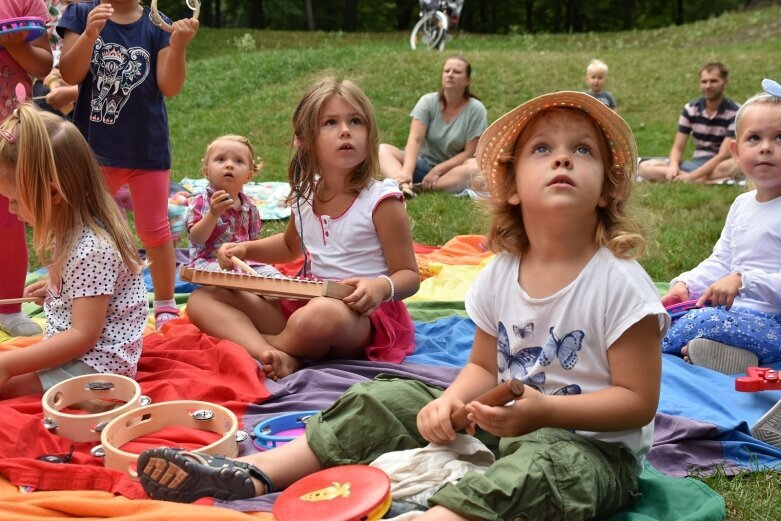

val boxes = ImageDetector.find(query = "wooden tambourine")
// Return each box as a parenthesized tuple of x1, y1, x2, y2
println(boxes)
(98, 400, 238, 480)
(274, 465, 391, 521)
(0, 17, 46, 47)
(252, 410, 317, 451)
(149, 0, 200, 33)
(41, 374, 146, 443)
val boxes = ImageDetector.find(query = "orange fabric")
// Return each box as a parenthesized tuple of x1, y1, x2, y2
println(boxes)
(415, 235, 491, 266)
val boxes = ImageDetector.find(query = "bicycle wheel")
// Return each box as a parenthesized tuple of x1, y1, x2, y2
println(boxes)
(410, 10, 448, 50)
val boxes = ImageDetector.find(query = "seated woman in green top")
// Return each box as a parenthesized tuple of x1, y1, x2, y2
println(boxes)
(379, 55, 488, 197)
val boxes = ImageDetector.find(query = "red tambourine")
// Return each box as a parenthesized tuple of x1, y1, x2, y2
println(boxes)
(273, 465, 391, 521)
(0, 17, 46, 47)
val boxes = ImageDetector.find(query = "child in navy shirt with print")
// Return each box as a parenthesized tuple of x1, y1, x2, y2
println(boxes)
(57, 0, 198, 330)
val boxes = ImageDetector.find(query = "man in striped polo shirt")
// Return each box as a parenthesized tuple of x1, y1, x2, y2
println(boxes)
(638, 62, 740, 183)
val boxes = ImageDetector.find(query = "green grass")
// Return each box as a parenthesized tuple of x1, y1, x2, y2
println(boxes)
(26, 5, 781, 517)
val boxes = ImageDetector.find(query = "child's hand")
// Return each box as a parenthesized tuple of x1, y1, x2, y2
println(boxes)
(0, 32, 31, 49)
(340, 277, 387, 316)
(208, 190, 233, 218)
(417, 395, 464, 444)
(168, 18, 199, 50)
(661, 281, 689, 307)
(84, 3, 113, 41)
(465, 385, 546, 438)
(216, 242, 246, 270)
(23, 280, 48, 305)
(698, 273, 742, 309)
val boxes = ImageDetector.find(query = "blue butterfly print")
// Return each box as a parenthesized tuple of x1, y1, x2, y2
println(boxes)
(497, 322, 545, 385)
(551, 384, 581, 395)
(539, 327, 584, 370)
(513, 322, 534, 339)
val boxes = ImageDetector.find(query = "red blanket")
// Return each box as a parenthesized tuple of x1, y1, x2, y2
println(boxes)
(0, 321, 270, 498)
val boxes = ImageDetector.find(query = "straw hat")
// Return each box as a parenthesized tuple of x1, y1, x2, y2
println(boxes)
(476, 91, 637, 194)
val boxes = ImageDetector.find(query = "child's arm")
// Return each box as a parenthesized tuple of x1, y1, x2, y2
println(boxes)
(58, 3, 114, 85)
(341, 197, 420, 316)
(156, 19, 199, 97)
(217, 218, 302, 269)
(466, 315, 661, 437)
(0, 32, 52, 80)
(417, 327, 500, 444)
(188, 190, 233, 245)
(0, 295, 110, 388)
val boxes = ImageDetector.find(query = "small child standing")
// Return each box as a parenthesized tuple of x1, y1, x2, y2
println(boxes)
(57, 0, 198, 330)
(0, 0, 53, 337)
(0, 104, 148, 398)
(186, 135, 281, 277)
(137, 91, 669, 520)
(185, 77, 420, 380)
(661, 79, 781, 375)
(585, 58, 617, 110)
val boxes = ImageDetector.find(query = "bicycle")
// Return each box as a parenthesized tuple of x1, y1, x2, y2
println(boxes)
(409, 0, 462, 51)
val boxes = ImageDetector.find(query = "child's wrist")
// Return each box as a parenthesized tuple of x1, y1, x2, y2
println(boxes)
(378, 275, 395, 302)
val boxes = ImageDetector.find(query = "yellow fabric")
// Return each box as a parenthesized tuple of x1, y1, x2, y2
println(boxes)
(407, 259, 493, 303)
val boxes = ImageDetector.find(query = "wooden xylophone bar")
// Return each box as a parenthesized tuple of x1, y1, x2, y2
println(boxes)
(180, 267, 354, 300)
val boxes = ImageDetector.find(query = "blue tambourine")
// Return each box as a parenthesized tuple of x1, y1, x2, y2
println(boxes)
(0, 17, 47, 47)
(252, 410, 318, 451)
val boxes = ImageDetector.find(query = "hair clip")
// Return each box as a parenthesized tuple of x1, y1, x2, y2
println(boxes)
(762, 78, 781, 98)
(0, 129, 15, 144)
(12, 82, 26, 118)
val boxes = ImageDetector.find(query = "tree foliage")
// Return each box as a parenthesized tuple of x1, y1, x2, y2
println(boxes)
(155, 0, 747, 32)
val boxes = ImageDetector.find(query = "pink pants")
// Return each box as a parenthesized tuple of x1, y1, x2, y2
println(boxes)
(0, 195, 28, 314)
(102, 167, 172, 247)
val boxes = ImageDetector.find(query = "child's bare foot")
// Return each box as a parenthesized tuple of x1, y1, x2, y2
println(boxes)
(260, 350, 302, 380)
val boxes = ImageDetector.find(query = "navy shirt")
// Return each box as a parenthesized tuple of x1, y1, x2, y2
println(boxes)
(58, 1, 172, 169)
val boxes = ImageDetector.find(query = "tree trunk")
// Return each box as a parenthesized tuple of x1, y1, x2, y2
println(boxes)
(304, 0, 316, 31)
(214, 0, 222, 28)
(248, 0, 265, 28)
(343, 0, 358, 31)
(674, 0, 684, 25)
(525, 0, 533, 32)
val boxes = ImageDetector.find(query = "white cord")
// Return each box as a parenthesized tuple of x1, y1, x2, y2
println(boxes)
(378, 274, 395, 302)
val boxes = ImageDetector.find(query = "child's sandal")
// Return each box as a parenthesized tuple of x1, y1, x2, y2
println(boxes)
(154, 306, 180, 330)
(138, 447, 274, 503)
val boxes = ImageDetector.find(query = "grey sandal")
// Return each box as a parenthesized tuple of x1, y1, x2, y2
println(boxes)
(138, 447, 273, 503)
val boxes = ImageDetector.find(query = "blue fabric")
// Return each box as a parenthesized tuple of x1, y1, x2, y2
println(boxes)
(57, 1, 172, 169)
(412, 155, 433, 183)
(663, 306, 781, 364)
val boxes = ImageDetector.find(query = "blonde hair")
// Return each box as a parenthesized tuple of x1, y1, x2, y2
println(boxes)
(484, 107, 645, 259)
(202, 134, 264, 177)
(586, 59, 608, 75)
(0, 104, 143, 279)
(285, 76, 380, 205)
(734, 92, 781, 138)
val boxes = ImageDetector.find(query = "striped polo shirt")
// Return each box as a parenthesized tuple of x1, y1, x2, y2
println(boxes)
(677, 97, 740, 159)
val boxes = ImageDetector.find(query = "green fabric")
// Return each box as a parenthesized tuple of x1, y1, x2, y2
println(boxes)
(405, 300, 468, 322)
(605, 463, 725, 521)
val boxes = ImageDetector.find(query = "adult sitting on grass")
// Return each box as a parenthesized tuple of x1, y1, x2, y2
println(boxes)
(379, 55, 487, 197)
(637, 62, 739, 184)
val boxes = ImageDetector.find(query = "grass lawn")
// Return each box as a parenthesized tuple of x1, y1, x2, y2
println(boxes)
(26, 4, 781, 518)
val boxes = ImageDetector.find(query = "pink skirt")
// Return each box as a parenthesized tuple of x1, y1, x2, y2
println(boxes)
(279, 299, 415, 364)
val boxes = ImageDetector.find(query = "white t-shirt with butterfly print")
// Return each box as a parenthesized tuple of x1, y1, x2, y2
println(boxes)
(466, 247, 669, 466)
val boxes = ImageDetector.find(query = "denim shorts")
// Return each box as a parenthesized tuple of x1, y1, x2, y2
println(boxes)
(412, 156, 433, 183)
(679, 156, 710, 173)
(37, 360, 98, 391)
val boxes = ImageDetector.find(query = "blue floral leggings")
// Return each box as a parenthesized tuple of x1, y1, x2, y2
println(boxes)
(662, 306, 781, 364)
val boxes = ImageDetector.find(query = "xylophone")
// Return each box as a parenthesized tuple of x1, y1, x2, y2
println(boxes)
(735, 367, 781, 392)
(180, 266, 355, 300)
(0, 17, 46, 47)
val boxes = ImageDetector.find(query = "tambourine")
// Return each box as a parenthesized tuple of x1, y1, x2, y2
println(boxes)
(0, 17, 46, 47)
(273, 465, 391, 521)
(149, 0, 200, 33)
(97, 400, 239, 480)
(252, 410, 318, 451)
(41, 374, 148, 443)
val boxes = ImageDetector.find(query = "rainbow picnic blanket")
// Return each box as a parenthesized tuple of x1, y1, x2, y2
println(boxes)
(3, 235, 779, 519)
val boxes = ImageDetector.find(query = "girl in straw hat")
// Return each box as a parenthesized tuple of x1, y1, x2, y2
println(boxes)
(137, 92, 668, 520)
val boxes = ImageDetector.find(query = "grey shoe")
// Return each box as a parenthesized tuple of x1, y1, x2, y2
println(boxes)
(751, 400, 781, 449)
(0, 313, 43, 337)
(686, 338, 758, 375)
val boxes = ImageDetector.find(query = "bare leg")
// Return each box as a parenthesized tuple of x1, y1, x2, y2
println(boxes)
(637, 159, 670, 182)
(146, 242, 176, 301)
(705, 158, 740, 184)
(379, 143, 405, 181)
(186, 286, 286, 359)
(433, 158, 478, 193)
(261, 297, 371, 379)
(0, 372, 43, 399)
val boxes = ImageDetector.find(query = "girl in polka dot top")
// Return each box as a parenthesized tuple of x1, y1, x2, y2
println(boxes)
(0, 103, 149, 398)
